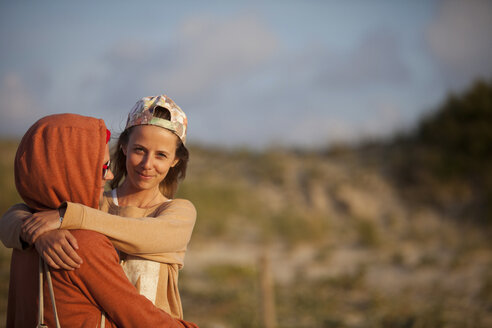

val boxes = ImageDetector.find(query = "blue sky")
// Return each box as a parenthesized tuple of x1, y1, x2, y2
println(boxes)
(1, 0, 491, 148)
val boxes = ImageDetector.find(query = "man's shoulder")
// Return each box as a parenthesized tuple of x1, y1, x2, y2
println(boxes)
(70, 230, 116, 260)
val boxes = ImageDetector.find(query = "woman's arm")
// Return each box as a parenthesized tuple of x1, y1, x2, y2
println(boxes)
(0, 203, 32, 249)
(0, 203, 82, 269)
(61, 199, 196, 256)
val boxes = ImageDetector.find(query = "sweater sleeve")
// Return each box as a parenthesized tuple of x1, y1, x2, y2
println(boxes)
(0, 203, 33, 249)
(60, 199, 196, 256)
(59, 230, 198, 328)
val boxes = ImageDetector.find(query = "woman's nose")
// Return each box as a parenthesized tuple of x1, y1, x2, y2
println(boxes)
(141, 155, 153, 169)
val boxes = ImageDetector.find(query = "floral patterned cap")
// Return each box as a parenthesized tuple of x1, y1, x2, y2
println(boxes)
(125, 95, 188, 144)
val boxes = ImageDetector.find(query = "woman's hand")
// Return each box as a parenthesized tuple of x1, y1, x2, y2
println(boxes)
(21, 210, 61, 244)
(34, 230, 83, 270)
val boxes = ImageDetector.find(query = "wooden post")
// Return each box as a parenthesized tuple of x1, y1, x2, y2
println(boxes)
(259, 251, 277, 328)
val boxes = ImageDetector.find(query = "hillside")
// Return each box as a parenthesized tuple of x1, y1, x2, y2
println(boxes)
(1, 81, 492, 327)
(176, 144, 491, 327)
(388, 79, 492, 225)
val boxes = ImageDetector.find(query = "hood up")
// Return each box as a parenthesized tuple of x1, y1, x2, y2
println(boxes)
(14, 113, 107, 211)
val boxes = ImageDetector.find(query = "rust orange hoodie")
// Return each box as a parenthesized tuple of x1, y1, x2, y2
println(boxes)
(7, 114, 198, 327)
(14, 113, 106, 211)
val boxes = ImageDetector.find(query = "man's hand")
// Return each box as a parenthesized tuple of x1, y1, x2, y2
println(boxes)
(34, 230, 83, 270)
(21, 210, 62, 244)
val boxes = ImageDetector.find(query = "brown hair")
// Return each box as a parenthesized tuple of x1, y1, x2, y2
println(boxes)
(110, 107, 189, 198)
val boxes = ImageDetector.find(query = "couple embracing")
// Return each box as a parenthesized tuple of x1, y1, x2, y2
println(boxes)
(0, 95, 198, 327)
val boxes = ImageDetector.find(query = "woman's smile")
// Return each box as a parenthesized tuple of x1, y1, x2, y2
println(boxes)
(136, 170, 154, 180)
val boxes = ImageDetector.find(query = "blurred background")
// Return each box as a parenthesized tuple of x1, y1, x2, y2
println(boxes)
(1, 0, 492, 327)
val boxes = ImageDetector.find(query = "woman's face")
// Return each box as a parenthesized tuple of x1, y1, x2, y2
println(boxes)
(123, 125, 179, 191)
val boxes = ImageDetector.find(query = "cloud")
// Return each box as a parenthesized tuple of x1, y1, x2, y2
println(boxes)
(83, 11, 280, 117)
(0, 73, 44, 135)
(205, 28, 412, 147)
(79, 12, 415, 148)
(316, 28, 410, 90)
(163, 12, 280, 100)
(188, 26, 412, 148)
(426, 0, 492, 88)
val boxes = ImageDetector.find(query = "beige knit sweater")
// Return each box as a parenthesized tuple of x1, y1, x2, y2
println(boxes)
(0, 192, 196, 319)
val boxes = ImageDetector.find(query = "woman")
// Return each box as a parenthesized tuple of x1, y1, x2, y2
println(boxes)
(5, 112, 197, 327)
(0, 95, 196, 319)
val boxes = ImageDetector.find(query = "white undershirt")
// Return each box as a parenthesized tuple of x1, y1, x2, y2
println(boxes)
(111, 188, 119, 206)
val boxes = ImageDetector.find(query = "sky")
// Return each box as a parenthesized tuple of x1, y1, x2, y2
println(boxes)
(1, 0, 491, 148)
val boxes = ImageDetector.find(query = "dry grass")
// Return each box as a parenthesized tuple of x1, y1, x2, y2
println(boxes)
(1, 141, 492, 327)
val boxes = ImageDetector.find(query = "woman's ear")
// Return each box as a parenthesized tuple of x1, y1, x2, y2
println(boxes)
(171, 158, 179, 168)
(121, 144, 127, 156)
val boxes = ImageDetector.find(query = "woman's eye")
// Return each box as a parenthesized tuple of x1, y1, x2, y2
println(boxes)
(157, 153, 167, 158)
(133, 147, 144, 153)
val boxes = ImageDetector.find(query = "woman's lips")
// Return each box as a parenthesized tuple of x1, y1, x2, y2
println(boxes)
(137, 171, 154, 180)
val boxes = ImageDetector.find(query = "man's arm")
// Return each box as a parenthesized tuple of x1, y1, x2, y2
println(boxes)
(50, 230, 198, 328)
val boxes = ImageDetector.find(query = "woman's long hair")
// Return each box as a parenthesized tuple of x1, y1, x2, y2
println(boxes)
(110, 107, 189, 198)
